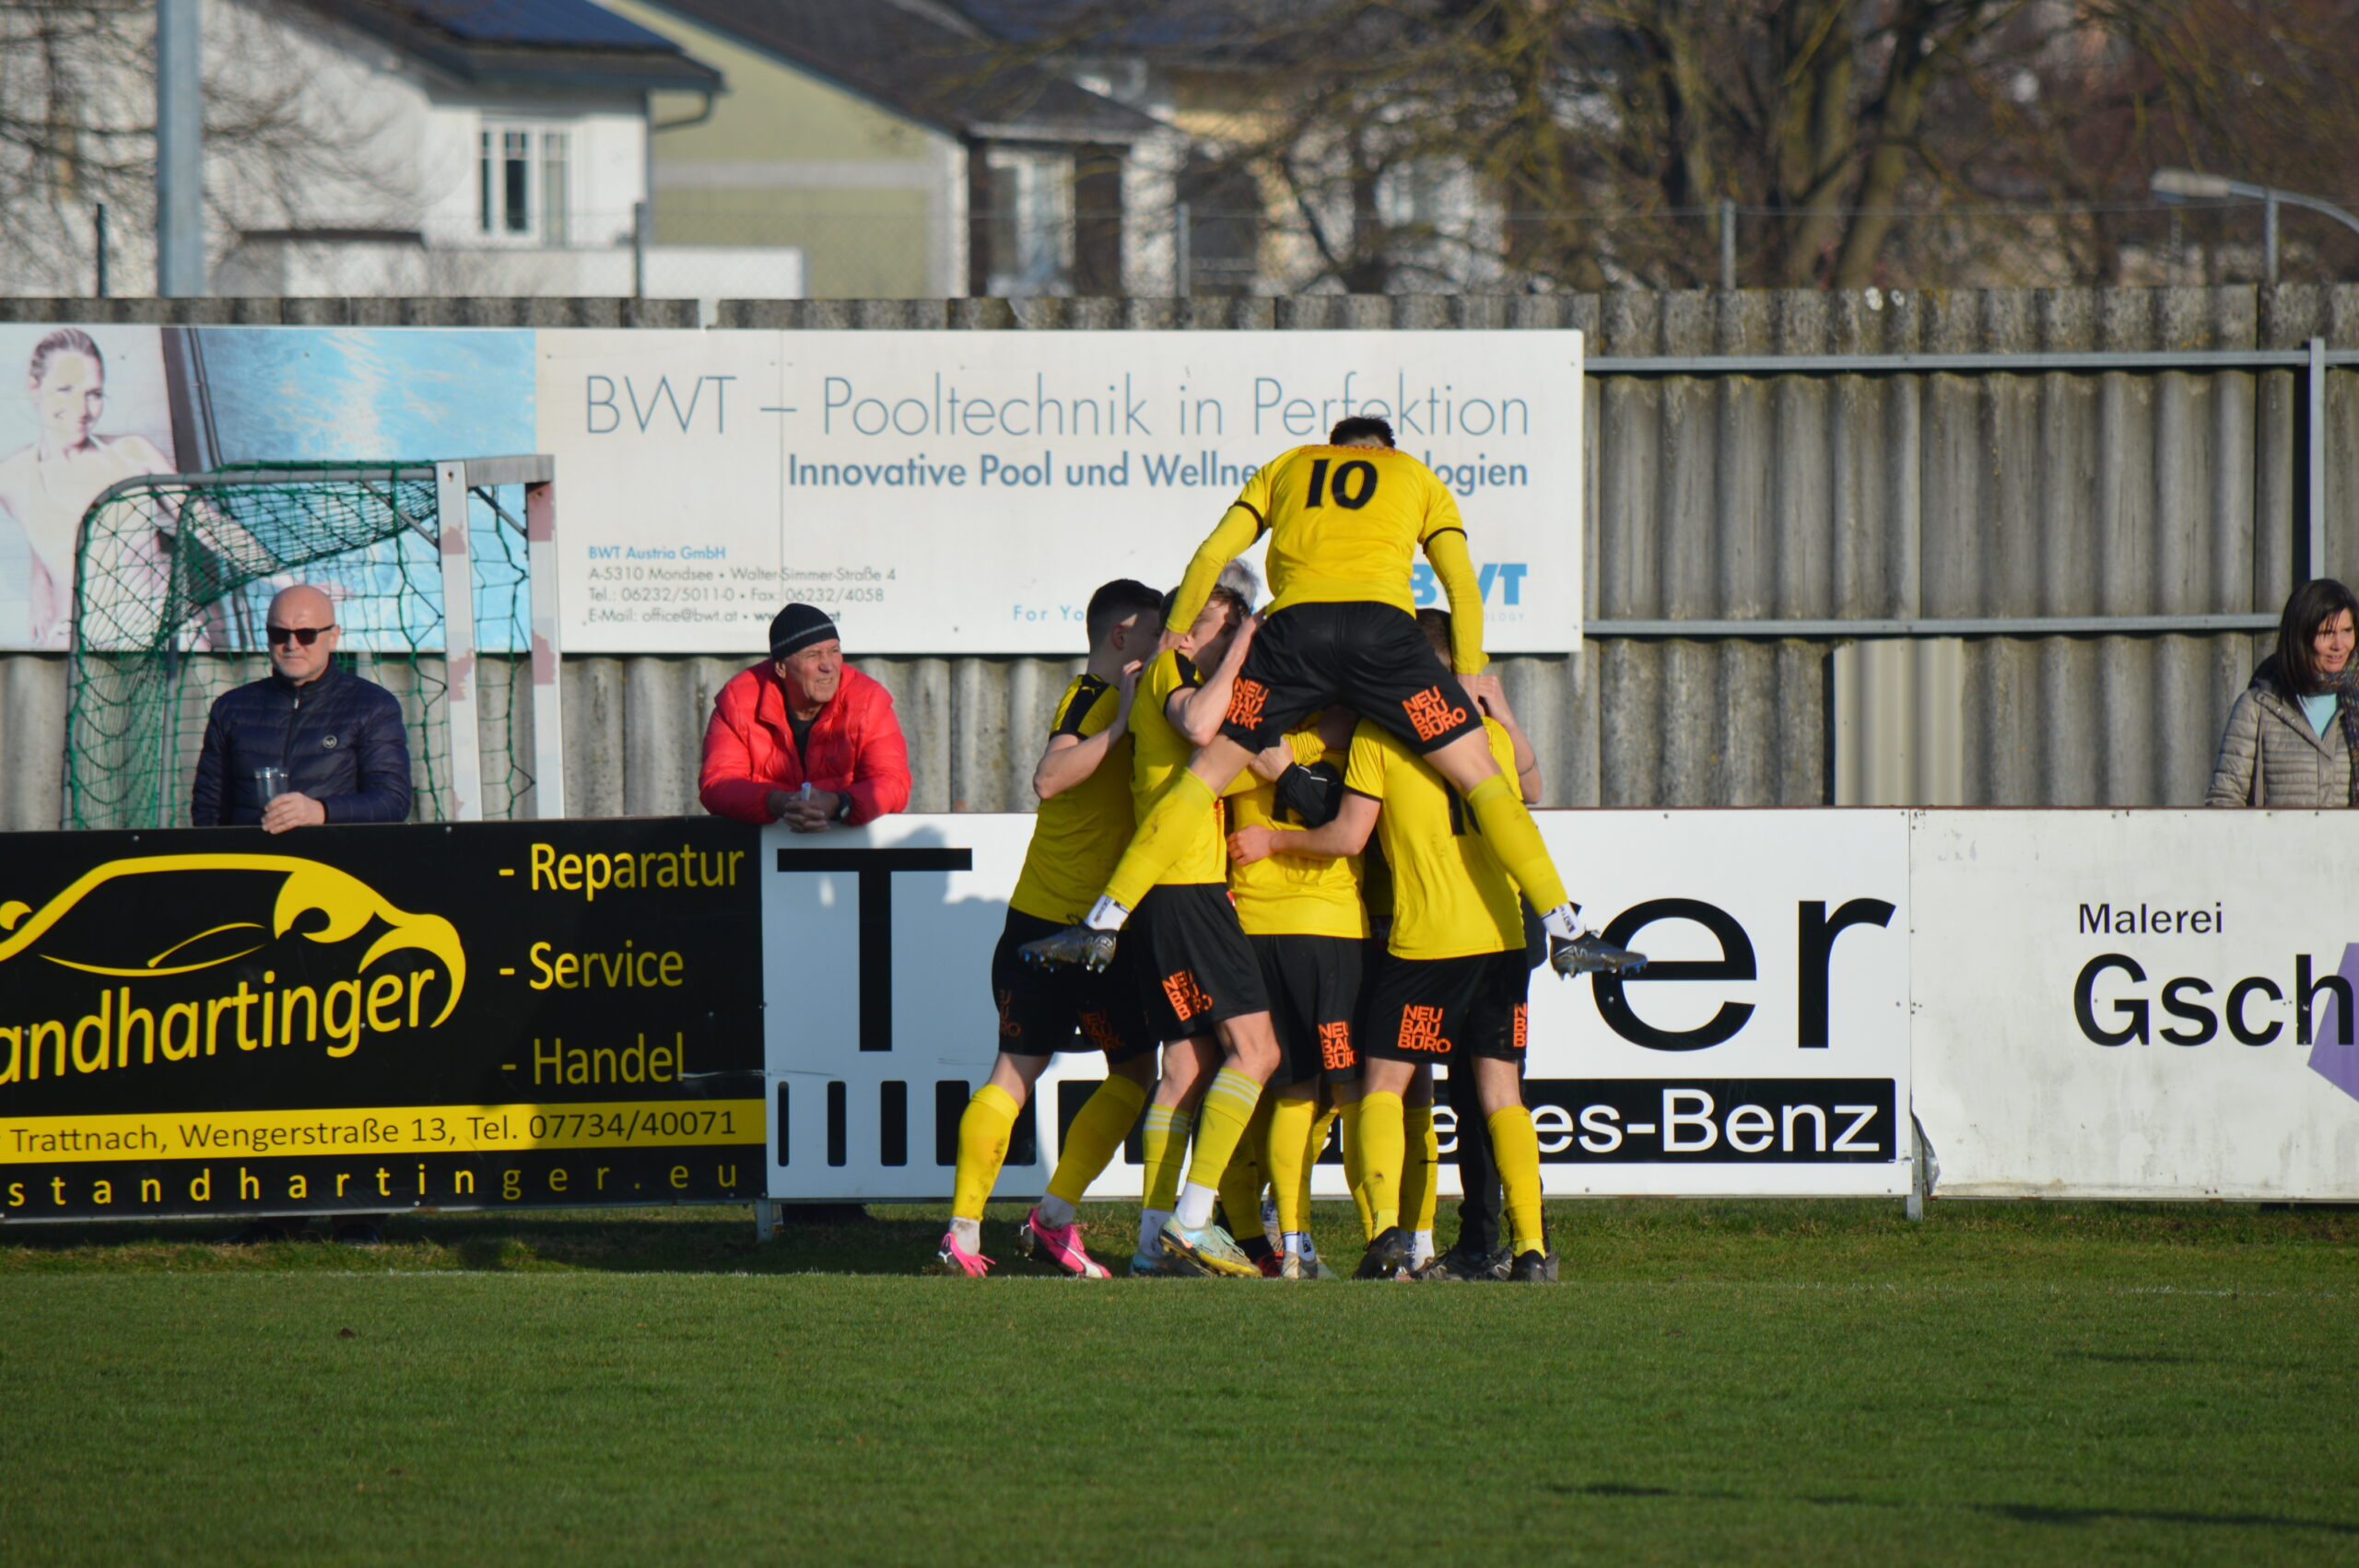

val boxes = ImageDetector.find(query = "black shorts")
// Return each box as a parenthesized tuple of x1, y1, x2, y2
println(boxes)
(992, 909, 1157, 1065)
(1129, 883, 1268, 1043)
(1218, 602, 1485, 755)
(1250, 933, 1363, 1088)
(1360, 948, 1530, 1064)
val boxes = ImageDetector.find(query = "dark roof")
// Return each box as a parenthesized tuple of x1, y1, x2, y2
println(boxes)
(944, 0, 1268, 59)
(297, 0, 723, 92)
(644, 0, 1164, 140)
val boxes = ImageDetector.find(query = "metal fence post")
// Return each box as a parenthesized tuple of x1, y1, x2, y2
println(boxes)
(154, 0, 205, 296)
(2310, 336, 2329, 580)
(93, 204, 108, 298)
(1719, 197, 1735, 291)
(435, 462, 485, 823)
(2266, 190, 2281, 285)
(524, 477, 567, 819)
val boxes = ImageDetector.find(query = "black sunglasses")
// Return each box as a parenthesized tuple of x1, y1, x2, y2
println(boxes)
(266, 625, 332, 647)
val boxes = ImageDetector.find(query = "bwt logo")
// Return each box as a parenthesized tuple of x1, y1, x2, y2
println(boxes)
(1412, 562, 1526, 607)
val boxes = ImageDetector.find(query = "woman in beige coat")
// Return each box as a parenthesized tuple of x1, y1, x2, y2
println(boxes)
(2207, 578, 2359, 806)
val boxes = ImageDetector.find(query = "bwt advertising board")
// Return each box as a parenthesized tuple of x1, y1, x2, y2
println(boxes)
(1910, 811, 2359, 1199)
(0, 323, 1581, 657)
(760, 813, 1912, 1203)
(0, 821, 764, 1222)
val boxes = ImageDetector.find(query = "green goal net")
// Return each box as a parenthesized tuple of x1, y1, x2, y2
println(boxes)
(65, 462, 543, 831)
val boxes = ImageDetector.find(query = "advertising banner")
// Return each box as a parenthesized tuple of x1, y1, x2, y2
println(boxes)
(541, 329, 1583, 657)
(0, 323, 534, 652)
(1909, 811, 2359, 1199)
(759, 811, 1912, 1203)
(0, 820, 764, 1222)
(0, 323, 1582, 659)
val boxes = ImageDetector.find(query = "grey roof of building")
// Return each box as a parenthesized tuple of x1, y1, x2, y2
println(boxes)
(643, 0, 1166, 141)
(944, 0, 1262, 54)
(296, 0, 724, 92)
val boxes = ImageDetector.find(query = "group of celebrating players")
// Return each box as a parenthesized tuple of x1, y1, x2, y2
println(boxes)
(937, 415, 1646, 1284)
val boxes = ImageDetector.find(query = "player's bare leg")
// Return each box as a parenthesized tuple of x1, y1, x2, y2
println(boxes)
(1419, 730, 1649, 979)
(1019, 733, 1259, 970)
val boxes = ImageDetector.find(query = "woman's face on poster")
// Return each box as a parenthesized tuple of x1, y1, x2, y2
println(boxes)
(30, 351, 104, 447)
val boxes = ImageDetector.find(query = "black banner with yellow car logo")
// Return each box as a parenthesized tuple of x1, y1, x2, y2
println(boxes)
(0, 819, 764, 1222)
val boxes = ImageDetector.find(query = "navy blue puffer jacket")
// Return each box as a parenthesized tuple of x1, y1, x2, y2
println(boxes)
(191, 662, 413, 826)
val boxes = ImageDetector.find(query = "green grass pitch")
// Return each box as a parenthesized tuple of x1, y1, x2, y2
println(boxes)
(1, 1199, 2353, 1565)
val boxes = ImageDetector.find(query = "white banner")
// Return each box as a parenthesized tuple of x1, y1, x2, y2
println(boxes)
(759, 811, 1912, 1202)
(1910, 811, 2359, 1199)
(539, 329, 1583, 657)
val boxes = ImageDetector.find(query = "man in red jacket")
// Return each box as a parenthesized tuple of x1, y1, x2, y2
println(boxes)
(699, 603, 912, 830)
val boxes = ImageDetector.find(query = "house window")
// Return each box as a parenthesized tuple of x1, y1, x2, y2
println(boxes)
(985, 148, 1073, 296)
(478, 123, 571, 245)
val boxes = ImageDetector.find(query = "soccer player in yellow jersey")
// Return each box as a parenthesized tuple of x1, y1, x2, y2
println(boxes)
(1121, 579, 1294, 1278)
(1225, 706, 1363, 1279)
(1025, 415, 1640, 1059)
(1230, 611, 1561, 1284)
(936, 579, 1168, 1278)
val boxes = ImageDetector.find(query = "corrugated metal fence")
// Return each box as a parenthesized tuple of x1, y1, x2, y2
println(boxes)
(3, 285, 2355, 831)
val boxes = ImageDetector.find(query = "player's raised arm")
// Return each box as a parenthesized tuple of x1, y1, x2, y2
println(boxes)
(1166, 460, 1281, 642)
(1420, 524, 1488, 675)
(1033, 660, 1139, 800)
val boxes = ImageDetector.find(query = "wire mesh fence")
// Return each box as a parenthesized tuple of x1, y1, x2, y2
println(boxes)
(65, 464, 536, 830)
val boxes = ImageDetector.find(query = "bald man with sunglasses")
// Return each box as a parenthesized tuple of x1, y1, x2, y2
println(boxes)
(192, 583, 413, 831)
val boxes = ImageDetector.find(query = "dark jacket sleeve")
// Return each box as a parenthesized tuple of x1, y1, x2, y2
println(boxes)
(191, 704, 230, 826)
(315, 685, 413, 825)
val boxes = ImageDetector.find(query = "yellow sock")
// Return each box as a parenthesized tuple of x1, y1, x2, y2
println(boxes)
(1463, 773, 1567, 912)
(951, 1083, 1021, 1223)
(1215, 1094, 1275, 1240)
(1356, 1090, 1405, 1236)
(1045, 1073, 1148, 1210)
(1140, 1105, 1193, 1213)
(1338, 1099, 1374, 1241)
(1304, 1103, 1341, 1231)
(1265, 1094, 1319, 1235)
(1184, 1067, 1267, 1191)
(1402, 1102, 1440, 1235)
(1488, 1105, 1546, 1257)
(1106, 770, 1217, 910)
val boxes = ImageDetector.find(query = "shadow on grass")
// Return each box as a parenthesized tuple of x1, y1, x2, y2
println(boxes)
(0, 1204, 1109, 1278)
(1557, 1482, 2359, 1538)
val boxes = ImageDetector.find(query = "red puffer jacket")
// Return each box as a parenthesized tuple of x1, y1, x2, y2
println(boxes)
(698, 661, 912, 826)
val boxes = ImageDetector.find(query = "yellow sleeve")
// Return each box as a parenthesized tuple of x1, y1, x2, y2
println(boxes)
(1343, 721, 1387, 800)
(1414, 470, 1466, 544)
(1485, 719, 1520, 800)
(1168, 467, 1274, 632)
(1285, 727, 1326, 767)
(1422, 527, 1487, 674)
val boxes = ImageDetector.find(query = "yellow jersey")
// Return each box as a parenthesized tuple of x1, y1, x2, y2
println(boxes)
(1228, 721, 1367, 941)
(1008, 674, 1135, 924)
(1232, 444, 1465, 617)
(1344, 716, 1521, 960)
(1131, 649, 1248, 887)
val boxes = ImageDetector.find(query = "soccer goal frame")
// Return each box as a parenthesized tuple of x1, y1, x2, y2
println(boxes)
(65, 454, 566, 828)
